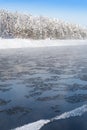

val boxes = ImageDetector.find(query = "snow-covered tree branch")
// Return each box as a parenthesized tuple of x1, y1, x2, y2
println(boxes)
(0, 10, 87, 39)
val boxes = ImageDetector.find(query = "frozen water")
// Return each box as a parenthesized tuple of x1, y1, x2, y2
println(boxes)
(15, 104, 87, 130)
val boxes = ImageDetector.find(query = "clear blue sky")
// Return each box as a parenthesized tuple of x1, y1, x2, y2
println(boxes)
(0, 0, 87, 26)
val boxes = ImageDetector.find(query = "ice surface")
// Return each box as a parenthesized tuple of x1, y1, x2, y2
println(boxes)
(51, 104, 87, 120)
(15, 104, 87, 130)
(0, 39, 87, 49)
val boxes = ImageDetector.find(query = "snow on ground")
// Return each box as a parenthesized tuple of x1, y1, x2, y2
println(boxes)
(0, 39, 87, 49)
(14, 104, 87, 130)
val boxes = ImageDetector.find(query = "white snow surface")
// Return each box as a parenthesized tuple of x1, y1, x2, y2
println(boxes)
(14, 120, 50, 130)
(0, 39, 87, 49)
(14, 104, 87, 130)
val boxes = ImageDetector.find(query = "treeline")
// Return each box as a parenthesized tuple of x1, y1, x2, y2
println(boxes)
(0, 10, 87, 39)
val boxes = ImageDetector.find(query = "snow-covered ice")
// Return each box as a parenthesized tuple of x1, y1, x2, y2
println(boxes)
(14, 104, 87, 130)
(14, 120, 50, 130)
(0, 39, 87, 49)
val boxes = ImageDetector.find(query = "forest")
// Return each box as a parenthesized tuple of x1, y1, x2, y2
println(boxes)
(0, 10, 87, 39)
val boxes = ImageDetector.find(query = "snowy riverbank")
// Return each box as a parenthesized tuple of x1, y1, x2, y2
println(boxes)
(0, 39, 87, 49)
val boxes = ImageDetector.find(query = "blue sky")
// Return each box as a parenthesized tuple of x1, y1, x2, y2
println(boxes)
(0, 0, 87, 26)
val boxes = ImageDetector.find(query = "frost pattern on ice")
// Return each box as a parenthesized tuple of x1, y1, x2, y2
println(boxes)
(15, 104, 87, 130)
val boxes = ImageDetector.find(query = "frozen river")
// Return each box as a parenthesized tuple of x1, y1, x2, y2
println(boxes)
(0, 45, 87, 130)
